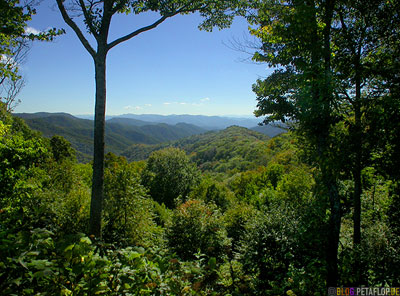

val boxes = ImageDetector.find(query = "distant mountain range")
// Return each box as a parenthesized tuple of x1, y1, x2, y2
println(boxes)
(108, 114, 261, 130)
(77, 113, 286, 136)
(14, 112, 206, 161)
(14, 112, 285, 161)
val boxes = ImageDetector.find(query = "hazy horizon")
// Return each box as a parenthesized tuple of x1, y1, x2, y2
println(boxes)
(14, 110, 259, 119)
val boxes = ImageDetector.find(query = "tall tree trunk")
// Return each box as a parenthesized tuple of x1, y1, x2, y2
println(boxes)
(353, 56, 362, 285)
(326, 173, 341, 287)
(323, 0, 340, 287)
(89, 49, 107, 238)
(308, 0, 341, 287)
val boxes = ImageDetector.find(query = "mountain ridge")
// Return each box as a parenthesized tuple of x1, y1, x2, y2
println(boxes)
(75, 113, 286, 136)
(122, 125, 274, 172)
(13, 113, 207, 161)
(13, 112, 285, 162)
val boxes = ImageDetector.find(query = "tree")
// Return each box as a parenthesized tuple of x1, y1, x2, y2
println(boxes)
(250, 0, 340, 286)
(142, 147, 200, 208)
(55, 0, 246, 238)
(0, 37, 28, 111)
(50, 135, 76, 162)
(330, 0, 400, 284)
(251, 0, 400, 286)
(167, 199, 228, 261)
(0, 0, 63, 110)
(0, 102, 51, 228)
(0, 0, 31, 110)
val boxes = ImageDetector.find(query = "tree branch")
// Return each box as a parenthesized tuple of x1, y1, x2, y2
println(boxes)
(78, 0, 99, 39)
(99, 0, 114, 43)
(56, 0, 96, 58)
(107, 13, 173, 50)
(107, 1, 214, 50)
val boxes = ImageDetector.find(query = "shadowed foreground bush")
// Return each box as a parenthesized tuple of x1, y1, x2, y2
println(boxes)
(0, 228, 223, 296)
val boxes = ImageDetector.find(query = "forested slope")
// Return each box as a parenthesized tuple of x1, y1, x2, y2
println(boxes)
(14, 113, 206, 161)
(123, 125, 282, 173)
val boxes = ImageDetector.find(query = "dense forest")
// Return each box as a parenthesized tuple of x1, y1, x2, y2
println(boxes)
(13, 113, 208, 162)
(1, 0, 400, 295)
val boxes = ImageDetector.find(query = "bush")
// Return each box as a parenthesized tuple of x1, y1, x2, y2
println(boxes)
(166, 199, 229, 261)
(189, 177, 234, 211)
(103, 153, 163, 248)
(142, 148, 200, 208)
(0, 227, 225, 295)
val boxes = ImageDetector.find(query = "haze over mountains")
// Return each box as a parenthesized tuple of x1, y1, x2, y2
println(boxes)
(14, 112, 285, 162)
(76, 113, 284, 131)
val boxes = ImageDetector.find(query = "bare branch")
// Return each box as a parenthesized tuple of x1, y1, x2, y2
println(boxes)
(56, 0, 96, 57)
(222, 33, 262, 64)
(1, 77, 25, 112)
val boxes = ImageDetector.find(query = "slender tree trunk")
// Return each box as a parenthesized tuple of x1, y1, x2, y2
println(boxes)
(353, 56, 362, 245)
(353, 57, 362, 285)
(353, 162, 361, 246)
(322, 0, 340, 287)
(89, 49, 107, 238)
(310, 0, 340, 287)
(326, 172, 341, 287)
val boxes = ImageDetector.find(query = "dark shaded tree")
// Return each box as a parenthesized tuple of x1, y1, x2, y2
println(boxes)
(330, 0, 400, 284)
(250, 0, 340, 286)
(50, 135, 76, 162)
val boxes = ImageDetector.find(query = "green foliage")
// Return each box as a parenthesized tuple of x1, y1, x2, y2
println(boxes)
(124, 126, 274, 173)
(1, 106, 90, 234)
(178, 126, 271, 173)
(338, 172, 400, 286)
(275, 166, 314, 203)
(228, 138, 305, 208)
(223, 201, 258, 254)
(38, 161, 92, 234)
(0, 0, 64, 111)
(238, 196, 327, 296)
(229, 168, 271, 207)
(189, 176, 234, 211)
(239, 208, 298, 294)
(103, 153, 162, 247)
(0, 0, 32, 84)
(50, 135, 76, 162)
(2, 100, 400, 294)
(16, 113, 208, 162)
(166, 199, 229, 261)
(142, 148, 200, 208)
(0, 228, 216, 295)
(0, 107, 51, 228)
(247, 0, 400, 287)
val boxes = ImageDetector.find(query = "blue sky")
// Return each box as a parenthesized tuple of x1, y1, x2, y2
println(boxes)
(16, 1, 271, 116)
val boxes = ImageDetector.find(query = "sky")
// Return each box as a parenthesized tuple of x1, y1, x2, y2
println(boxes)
(15, 1, 272, 116)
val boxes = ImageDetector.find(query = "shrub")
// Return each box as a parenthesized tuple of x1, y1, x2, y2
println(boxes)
(142, 148, 200, 208)
(166, 199, 229, 261)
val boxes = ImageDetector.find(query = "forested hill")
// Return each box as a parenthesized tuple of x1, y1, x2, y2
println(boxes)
(83, 113, 286, 137)
(122, 125, 283, 173)
(14, 113, 206, 161)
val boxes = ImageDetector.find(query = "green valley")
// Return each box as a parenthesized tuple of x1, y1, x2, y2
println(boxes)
(14, 113, 207, 161)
